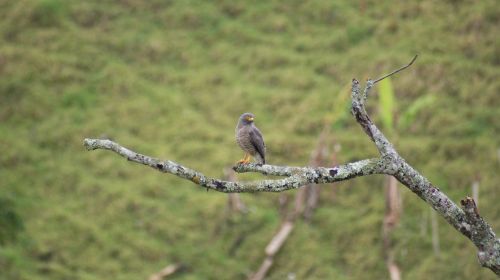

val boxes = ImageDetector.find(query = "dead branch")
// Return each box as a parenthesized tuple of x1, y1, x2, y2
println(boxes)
(149, 263, 183, 280)
(84, 56, 500, 275)
(250, 221, 294, 280)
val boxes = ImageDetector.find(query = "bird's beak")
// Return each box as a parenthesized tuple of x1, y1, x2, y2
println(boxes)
(247, 117, 254, 121)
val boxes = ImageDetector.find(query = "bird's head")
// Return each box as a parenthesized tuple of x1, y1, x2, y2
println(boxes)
(239, 112, 255, 125)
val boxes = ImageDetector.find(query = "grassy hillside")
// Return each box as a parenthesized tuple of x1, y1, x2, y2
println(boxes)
(1, 0, 499, 279)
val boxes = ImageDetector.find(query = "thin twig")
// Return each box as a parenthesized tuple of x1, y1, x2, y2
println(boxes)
(373, 55, 418, 84)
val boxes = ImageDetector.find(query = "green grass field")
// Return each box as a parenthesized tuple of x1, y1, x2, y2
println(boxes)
(1, 0, 499, 279)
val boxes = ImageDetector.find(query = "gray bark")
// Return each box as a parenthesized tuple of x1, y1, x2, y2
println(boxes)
(83, 56, 499, 275)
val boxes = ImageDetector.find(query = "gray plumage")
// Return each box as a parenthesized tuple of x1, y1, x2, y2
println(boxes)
(236, 113, 266, 164)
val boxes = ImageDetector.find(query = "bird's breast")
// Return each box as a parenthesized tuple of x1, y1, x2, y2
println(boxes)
(236, 126, 256, 154)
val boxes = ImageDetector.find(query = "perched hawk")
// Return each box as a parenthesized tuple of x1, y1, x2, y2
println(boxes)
(235, 113, 266, 164)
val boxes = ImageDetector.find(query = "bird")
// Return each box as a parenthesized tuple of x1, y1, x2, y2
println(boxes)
(235, 112, 266, 165)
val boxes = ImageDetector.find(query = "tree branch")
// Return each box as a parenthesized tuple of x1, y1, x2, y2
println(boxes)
(349, 56, 499, 275)
(84, 138, 387, 193)
(461, 197, 500, 272)
(83, 56, 499, 275)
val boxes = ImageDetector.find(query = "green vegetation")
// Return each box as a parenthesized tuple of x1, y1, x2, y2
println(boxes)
(1, 0, 499, 279)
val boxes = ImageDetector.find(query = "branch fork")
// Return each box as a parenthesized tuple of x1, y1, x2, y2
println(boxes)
(83, 55, 499, 275)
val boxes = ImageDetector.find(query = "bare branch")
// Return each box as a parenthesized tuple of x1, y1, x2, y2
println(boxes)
(84, 138, 387, 193)
(251, 221, 294, 280)
(349, 56, 499, 275)
(149, 263, 183, 280)
(373, 55, 418, 84)
(461, 197, 500, 272)
(351, 79, 398, 157)
(83, 56, 499, 275)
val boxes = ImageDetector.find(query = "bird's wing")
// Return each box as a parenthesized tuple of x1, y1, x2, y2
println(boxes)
(249, 128, 266, 164)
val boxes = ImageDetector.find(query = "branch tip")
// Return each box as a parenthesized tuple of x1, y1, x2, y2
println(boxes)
(83, 138, 95, 150)
(373, 54, 418, 84)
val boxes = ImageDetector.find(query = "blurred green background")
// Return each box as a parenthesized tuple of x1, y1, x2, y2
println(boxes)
(1, 0, 499, 279)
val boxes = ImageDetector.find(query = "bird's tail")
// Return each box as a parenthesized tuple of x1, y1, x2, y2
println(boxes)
(256, 154, 265, 165)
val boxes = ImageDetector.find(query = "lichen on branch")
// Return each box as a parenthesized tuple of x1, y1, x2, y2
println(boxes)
(83, 56, 499, 275)
(83, 138, 386, 193)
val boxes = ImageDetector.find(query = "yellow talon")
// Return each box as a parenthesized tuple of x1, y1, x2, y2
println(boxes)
(237, 153, 252, 164)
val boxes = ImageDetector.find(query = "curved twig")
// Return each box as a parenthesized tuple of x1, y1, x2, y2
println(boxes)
(373, 54, 418, 84)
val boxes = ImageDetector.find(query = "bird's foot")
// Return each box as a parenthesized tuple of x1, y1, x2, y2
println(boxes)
(237, 153, 251, 165)
(237, 159, 251, 165)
